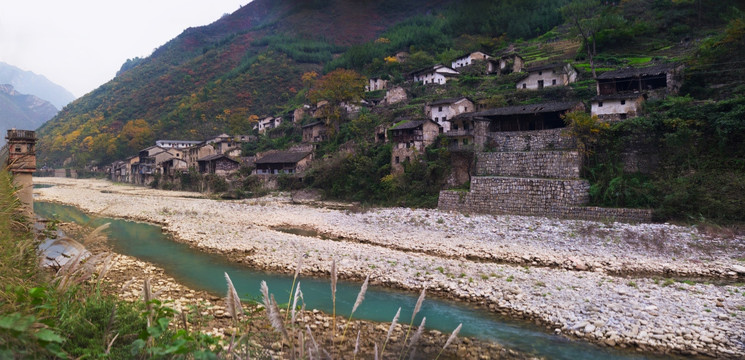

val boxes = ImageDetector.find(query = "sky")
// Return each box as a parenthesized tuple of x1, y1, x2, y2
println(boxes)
(0, 0, 251, 98)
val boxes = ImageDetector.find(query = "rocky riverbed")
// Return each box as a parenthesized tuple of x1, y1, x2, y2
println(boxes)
(54, 222, 527, 359)
(35, 178, 745, 358)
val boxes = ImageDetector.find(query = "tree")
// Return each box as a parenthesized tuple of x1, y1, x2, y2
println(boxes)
(307, 69, 366, 135)
(561, 0, 625, 78)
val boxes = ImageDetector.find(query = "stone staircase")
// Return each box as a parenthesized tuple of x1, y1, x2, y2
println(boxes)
(439, 129, 652, 222)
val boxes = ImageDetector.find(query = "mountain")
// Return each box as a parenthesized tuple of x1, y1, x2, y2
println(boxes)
(0, 84, 59, 146)
(35, 0, 468, 167)
(0, 62, 76, 109)
(35, 0, 742, 169)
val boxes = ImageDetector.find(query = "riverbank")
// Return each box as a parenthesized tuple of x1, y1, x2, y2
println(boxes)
(55, 222, 528, 359)
(35, 178, 745, 358)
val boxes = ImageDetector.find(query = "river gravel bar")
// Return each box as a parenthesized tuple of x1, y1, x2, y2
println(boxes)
(35, 178, 745, 358)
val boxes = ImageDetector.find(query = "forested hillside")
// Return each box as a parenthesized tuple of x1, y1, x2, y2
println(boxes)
(33, 0, 745, 221)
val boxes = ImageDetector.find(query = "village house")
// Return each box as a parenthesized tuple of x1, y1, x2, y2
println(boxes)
(197, 154, 240, 175)
(111, 155, 138, 183)
(255, 116, 282, 134)
(517, 63, 577, 90)
(486, 53, 524, 75)
(134, 147, 182, 185)
(447, 101, 585, 151)
(444, 113, 478, 151)
(591, 93, 646, 122)
(451, 51, 491, 69)
(596, 63, 683, 98)
(389, 119, 442, 174)
(425, 97, 474, 132)
(365, 77, 388, 92)
(160, 157, 188, 177)
(186, 142, 215, 169)
(410, 65, 459, 85)
(155, 139, 202, 149)
(254, 151, 313, 175)
(301, 121, 327, 144)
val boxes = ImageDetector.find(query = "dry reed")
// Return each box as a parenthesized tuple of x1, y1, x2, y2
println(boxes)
(434, 323, 462, 360)
(380, 306, 401, 355)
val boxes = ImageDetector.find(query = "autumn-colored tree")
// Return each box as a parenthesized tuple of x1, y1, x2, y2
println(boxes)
(118, 119, 154, 153)
(307, 69, 365, 106)
(307, 69, 366, 136)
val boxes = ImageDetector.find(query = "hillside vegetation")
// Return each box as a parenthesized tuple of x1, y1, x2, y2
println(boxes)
(35, 0, 745, 222)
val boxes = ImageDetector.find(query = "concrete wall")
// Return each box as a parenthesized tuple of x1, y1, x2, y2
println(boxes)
(475, 151, 581, 179)
(488, 128, 575, 152)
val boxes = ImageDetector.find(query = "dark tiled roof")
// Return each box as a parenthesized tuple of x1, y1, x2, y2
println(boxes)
(255, 151, 311, 164)
(591, 93, 646, 101)
(409, 64, 456, 77)
(596, 64, 677, 80)
(198, 154, 239, 163)
(429, 97, 471, 106)
(301, 121, 324, 128)
(390, 120, 425, 130)
(471, 101, 581, 117)
(525, 63, 567, 72)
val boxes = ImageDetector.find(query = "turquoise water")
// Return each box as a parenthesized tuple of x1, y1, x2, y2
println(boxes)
(35, 201, 685, 360)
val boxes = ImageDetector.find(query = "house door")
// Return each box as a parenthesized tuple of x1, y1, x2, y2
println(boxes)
(537, 80, 544, 89)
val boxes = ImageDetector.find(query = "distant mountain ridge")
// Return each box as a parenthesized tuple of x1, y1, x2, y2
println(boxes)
(0, 84, 58, 146)
(36, 0, 453, 167)
(0, 62, 76, 109)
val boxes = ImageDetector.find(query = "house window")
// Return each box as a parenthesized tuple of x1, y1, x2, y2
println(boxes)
(620, 114, 628, 120)
(438, 106, 443, 112)
(395, 156, 400, 164)
(463, 138, 468, 145)
(443, 116, 447, 122)
(552, 79, 557, 85)
(15, 146, 22, 153)
(621, 100, 626, 105)
(453, 124, 459, 130)
(464, 107, 468, 112)
(435, 117, 439, 122)
(522, 83, 526, 89)
(538, 71, 543, 75)
(406, 142, 411, 149)
(405, 156, 410, 162)
(598, 101, 603, 107)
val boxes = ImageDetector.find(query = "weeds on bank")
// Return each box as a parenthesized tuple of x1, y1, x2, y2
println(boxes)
(251, 258, 462, 359)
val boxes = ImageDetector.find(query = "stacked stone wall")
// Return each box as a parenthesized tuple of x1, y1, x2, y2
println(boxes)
(466, 176, 589, 212)
(439, 190, 652, 223)
(475, 151, 581, 179)
(488, 128, 575, 152)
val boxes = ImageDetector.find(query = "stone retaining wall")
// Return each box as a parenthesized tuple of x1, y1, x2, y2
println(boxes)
(488, 128, 576, 152)
(476, 151, 581, 178)
(439, 189, 652, 223)
(464, 176, 590, 211)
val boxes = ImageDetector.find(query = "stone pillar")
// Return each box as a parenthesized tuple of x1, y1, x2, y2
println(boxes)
(5, 129, 37, 214)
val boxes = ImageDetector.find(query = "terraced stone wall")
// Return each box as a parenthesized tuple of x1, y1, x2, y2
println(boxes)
(439, 189, 652, 223)
(488, 128, 575, 152)
(475, 151, 581, 179)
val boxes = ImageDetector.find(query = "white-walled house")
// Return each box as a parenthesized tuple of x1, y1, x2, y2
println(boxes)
(425, 97, 474, 132)
(410, 65, 459, 85)
(517, 63, 578, 90)
(591, 93, 646, 122)
(255, 116, 282, 134)
(451, 51, 491, 69)
(155, 140, 202, 149)
(365, 77, 388, 92)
